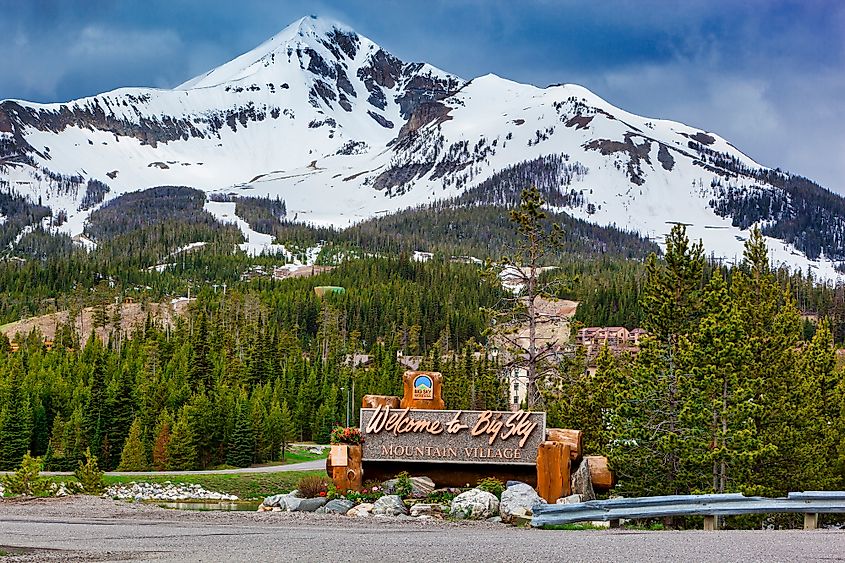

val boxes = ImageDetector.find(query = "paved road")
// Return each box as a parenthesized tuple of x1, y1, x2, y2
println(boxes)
(0, 498, 842, 562)
(35, 458, 326, 477)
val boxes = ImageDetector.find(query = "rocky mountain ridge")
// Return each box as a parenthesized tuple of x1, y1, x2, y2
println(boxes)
(1, 15, 843, 277)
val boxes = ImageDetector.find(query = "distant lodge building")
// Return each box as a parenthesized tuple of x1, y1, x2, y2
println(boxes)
(575, 326, 646, 354)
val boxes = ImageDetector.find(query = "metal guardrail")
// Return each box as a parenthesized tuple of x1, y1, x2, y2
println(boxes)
(531, 491, 845, 529)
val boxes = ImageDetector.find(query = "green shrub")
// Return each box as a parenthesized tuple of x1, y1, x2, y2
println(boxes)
(74, 448, 105, 494)
(477, 477, 505, 499)
(2, 452, 49, 496)
(394, 471, 413, 498)
(296, 475, 328, 498)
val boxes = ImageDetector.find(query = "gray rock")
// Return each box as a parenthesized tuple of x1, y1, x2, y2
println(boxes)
(283, 495, 304, 512)
(570, 459, 596, 501)
(506, 481, 528, 489)
(262, 493, 286, 508)
(409, 503, 446, 518)
(487, 516, 502, 523)
(556, 494, 584, 505)
(315, 507, 326, 514)
(450, 489, 499, 520)
(346, 502, 373, 517)
(372, 495, 408, 516)
(500, 483, 544, 523)
(382, 476, 435, 497)
(297, 497, 328, 512)
(324, 499, 355, 515)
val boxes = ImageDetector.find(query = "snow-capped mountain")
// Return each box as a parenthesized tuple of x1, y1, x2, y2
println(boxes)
(1, 15, 843, 276)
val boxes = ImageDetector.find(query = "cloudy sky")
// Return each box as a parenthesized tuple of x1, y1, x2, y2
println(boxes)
(2, 0, 843, 192)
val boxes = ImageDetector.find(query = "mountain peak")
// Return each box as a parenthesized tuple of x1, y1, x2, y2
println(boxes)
(177, 15, 362, 90)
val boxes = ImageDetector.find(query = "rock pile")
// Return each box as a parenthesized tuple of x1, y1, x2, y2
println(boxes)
(106, 482, 238, 501)
(256, 476, 550, 526)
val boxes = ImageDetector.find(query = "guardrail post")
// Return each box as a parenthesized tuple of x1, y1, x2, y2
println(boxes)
(703, 515, 718, 531)
(803, 513, 818, 530)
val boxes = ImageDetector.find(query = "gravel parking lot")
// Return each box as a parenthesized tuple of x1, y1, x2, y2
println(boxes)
(0, 496, 843, 562)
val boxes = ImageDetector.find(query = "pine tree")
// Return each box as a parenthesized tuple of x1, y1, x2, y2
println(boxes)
(678, 274, 768, 494)
(732, 227, 802, 495)
(264, 400, 283, 462)
(84, 353, 106, 462)
(152, 410, 173, 471)
(105, 367, 135, 470)
(117, 418, 148, 471)
(794, 319, 839, 489)
(0, 361, 30, 470)
(279, 400, 296, 460)
(608, 224, 705, 498)
(29, 401, 49, 457)
(226, 399, 254, 468)
(166, 410, 197, 470)
(189, 311, 212, 390)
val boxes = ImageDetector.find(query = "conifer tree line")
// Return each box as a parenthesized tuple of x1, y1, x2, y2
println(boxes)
(547, 225, 845, 497)
(0, 258, 507, 471)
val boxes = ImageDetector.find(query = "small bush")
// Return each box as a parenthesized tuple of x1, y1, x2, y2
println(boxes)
(297, 475, 328, 498)
(74, 448, 105, 494)
(425, 487, 462, 505)
(394, 471, 413, 498)
(477, 477, 505, 499)
(2, 452, 49, 496)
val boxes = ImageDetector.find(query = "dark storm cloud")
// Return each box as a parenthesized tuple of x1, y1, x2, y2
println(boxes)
(0, 0, 842, 191)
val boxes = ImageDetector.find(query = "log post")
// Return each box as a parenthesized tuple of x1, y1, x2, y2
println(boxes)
(330, 444, 363, 493)
(536, 441, 571, 503)
(584, 455, 616, 491)
(704, 515, 718, 531)
(545, 428, 583, 461)
(400, 371, 445, 410)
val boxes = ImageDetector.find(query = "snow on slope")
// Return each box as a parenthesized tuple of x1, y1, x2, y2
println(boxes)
(0, 15, 841, 278)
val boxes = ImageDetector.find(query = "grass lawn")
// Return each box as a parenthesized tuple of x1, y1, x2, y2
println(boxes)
(44, 469, 325, 500)
(249, 448, 326, 467)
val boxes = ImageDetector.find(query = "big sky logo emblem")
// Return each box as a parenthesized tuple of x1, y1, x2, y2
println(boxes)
(413, 374, 433, 400)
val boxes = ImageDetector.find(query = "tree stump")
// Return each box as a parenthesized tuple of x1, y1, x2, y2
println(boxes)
(536, 441, 571, 503)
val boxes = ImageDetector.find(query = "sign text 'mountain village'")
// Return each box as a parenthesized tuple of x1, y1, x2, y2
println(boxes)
(360, 407, 546, 465)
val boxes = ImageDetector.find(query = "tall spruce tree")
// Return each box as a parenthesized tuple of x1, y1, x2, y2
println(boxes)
(0, 361, 30, 470)
(227, 399, 254, 468)
(732, 227, 802, 495)
(795, 319, 840, 489)
(117, 418, 148, 471)
(608, 224, 705, 498)
(189, 311, 212, 390)
(166, 409, 197, 471)
(678, 274, 768, 494)
(279, 400, 295, 460)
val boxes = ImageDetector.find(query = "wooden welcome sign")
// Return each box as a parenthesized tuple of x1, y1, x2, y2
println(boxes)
(328, 370, 612, 501)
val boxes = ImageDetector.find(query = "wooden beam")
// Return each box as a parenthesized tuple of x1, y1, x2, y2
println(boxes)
(804, 513, 818, 530)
